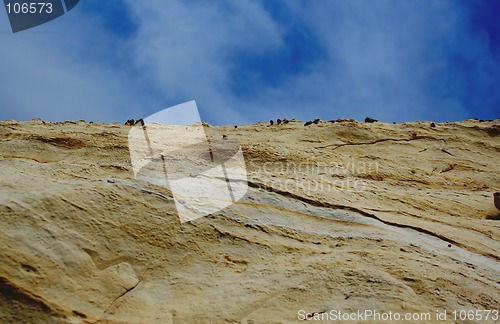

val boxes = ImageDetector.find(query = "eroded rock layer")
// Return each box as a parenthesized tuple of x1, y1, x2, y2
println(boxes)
(0, 119, 498, 323)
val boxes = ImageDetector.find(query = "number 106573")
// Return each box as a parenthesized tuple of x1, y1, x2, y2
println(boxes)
(5, 2, 53, 14)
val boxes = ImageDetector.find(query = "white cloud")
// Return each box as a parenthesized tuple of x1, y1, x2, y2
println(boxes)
(0, 4, 152, 122)
(0, 0, 497, 124)
(123, 0, 284, 124)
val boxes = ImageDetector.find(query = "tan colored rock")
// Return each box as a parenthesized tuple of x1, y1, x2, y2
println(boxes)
(0, 119, 498, 323)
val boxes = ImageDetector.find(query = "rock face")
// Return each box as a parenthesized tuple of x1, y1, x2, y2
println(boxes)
(0, 119, 499, 323)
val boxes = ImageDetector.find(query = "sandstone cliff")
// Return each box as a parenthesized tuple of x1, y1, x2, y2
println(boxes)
(0, 118, 498, 323)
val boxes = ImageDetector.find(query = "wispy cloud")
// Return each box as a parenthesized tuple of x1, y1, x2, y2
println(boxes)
(0, 0, 498, 124)
(0, 2, 150, 122)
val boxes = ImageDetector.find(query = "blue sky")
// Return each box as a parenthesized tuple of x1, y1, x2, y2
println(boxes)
(0, 0, 499, 125)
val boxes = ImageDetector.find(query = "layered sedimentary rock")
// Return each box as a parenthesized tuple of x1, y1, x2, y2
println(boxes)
(0, 119, 498, 323)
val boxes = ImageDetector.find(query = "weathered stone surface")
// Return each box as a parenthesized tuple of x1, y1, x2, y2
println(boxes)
(0, 119, 498, 323)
